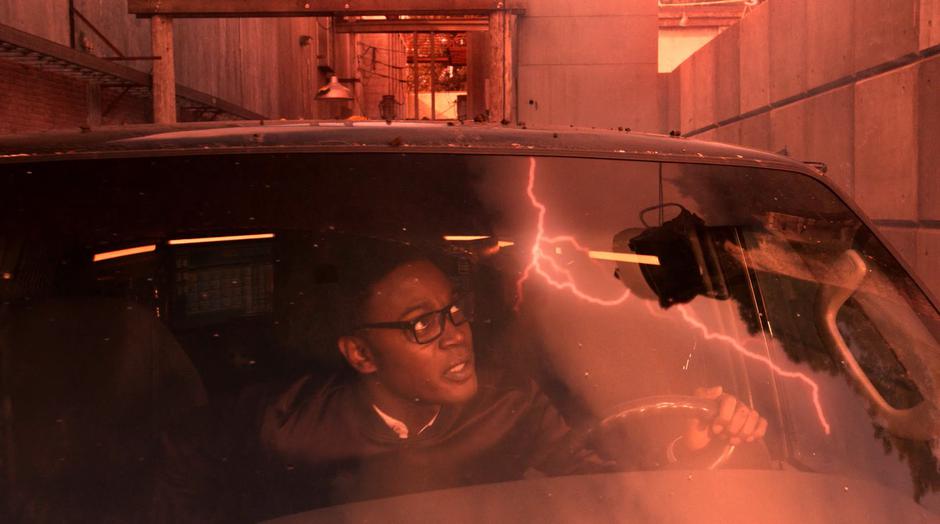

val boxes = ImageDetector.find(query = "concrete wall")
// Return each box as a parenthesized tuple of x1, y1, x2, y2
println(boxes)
(659, 27, 720, 73)
(516, 0, 659, 131)
(662, 0, 940, 299)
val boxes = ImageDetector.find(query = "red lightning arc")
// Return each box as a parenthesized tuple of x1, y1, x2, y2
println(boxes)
(514, 157, 832, 435)
(675, 305, 831, 434)
(515, 157, 632, 308)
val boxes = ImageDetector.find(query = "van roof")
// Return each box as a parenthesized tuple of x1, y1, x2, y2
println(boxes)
(0, 120, 812, 174)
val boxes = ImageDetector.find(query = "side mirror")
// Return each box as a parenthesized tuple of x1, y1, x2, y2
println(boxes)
(613, 206, 729, 308)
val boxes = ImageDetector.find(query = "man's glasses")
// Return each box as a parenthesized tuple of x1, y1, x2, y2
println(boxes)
(354, 295, 473, 344)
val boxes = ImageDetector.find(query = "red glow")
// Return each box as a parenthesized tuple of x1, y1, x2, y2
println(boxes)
(676, 305, 831, 434)
(637, 262, 831, 434)
(515, 157, 830, 435)
(514, 158, 632, 309)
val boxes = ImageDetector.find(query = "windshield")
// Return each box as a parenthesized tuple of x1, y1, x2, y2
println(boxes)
(1, 153, 938, 522)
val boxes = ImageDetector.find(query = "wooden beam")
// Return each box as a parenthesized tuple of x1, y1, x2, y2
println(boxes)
(175, 85, 265, 120)
(406, 56, 456, 63)
(150, 15, 176, 123)
(659, 18, 741, 28)
(128, 0, 521, 18)
(334, 19, 489, 33)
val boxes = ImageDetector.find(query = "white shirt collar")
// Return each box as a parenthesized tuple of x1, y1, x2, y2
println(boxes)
(371, 404, 440, 439)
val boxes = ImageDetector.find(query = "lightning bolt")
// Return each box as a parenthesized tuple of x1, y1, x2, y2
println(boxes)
(676, 305, 831, 434)
(513, 156, 831, 435)
(514, 157, 632, 309)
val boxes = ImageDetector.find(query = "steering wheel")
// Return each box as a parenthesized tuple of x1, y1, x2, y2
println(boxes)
(586, 395, 736, 470)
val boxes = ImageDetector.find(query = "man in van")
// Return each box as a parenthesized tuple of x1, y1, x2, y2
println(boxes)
(157, 241, 767, 522)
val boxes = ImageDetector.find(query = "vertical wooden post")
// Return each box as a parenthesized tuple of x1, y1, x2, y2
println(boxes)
(487, 11, 515, 123)
(151, 15, 177, 124)
(486, 12, 502, 123)
(507, 14, 516, 124)
(412, 32, 419, 119)
(86, 82, 102, 127)
(430, 32, 436, 120)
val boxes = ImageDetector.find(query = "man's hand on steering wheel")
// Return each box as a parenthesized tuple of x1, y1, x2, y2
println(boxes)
(681, 386, 768, 453)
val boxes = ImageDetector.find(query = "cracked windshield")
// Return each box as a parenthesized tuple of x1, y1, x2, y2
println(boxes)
(2, 153, 939, 522)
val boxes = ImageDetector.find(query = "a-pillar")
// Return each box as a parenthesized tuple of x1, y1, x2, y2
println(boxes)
(151, 15, 176, 124)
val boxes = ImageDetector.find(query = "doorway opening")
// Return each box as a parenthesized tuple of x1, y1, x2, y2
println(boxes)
(335, 15, 493, 121)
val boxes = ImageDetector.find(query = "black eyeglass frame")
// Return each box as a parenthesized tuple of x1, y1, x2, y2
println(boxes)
(353, 295, 473, 344)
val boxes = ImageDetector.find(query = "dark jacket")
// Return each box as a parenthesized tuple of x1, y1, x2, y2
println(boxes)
(155, 369, 609, 522)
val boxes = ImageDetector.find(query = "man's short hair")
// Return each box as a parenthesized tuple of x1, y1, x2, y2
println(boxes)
(331, 237, 452, 336)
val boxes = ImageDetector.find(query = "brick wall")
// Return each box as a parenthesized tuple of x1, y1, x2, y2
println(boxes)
(662, 0, 940, 300)
(0, 60, 88, 134)
(0, 60, 151, 134)
(98, 87, 152, 127)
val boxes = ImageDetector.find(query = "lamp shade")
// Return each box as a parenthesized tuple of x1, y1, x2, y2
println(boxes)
(316, 75, 354, 100)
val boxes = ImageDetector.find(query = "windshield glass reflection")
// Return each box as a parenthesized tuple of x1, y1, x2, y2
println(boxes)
(1, 153, 939, 522)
